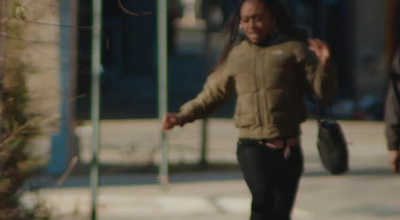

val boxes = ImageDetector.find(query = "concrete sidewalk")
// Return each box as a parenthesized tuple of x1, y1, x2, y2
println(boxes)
(22, 119, 400, 220)
(23, 172, 400, 220)
(74, 119, 389, 169)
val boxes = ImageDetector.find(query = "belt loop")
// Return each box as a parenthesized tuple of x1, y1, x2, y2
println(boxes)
(283, 138, 291, 159)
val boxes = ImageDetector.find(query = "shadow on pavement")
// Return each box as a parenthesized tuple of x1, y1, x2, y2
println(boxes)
(25, 163, 394, 191)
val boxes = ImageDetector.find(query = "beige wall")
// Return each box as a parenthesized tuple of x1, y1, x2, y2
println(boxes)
(9, 0, 62, 130)
(5, 0, 78, 165)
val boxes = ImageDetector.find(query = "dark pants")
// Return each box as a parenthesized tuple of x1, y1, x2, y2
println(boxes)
(236, 139, 304, 220)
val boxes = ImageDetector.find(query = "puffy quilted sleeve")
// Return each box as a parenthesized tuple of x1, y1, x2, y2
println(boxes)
(294, 42, 337, 104)
(177, 63, 235, 125)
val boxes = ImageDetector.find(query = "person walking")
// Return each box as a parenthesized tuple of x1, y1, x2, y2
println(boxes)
(162, 0, 337, 219)
(384, 46, 400, 174)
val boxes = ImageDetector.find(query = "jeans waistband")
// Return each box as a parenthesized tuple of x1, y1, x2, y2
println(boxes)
(238, 137, 300, 148)
(238, 137, 300, 159)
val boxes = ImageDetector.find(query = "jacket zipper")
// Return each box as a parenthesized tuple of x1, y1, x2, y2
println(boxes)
(254, 47, 264, 127)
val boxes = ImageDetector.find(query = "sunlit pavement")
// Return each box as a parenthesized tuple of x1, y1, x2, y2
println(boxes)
(23, 119, 400, 220)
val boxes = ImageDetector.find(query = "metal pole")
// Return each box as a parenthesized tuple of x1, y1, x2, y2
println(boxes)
(90, 0, 102, 219)
(157, 0, 169, 190)
(48, 0, 78, 175)
(200, 0, 211, 167)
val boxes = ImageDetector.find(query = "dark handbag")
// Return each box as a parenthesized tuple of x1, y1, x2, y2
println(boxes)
(316, 106, 349, 175)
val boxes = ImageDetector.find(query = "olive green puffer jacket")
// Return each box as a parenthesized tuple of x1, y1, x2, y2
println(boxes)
(178, 33, 337, 140)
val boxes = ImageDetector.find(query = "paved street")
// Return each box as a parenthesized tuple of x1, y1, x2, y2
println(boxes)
(23, 119, 400, 220)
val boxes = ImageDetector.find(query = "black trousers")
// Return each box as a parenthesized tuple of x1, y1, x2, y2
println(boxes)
(236, 139, 304, 220)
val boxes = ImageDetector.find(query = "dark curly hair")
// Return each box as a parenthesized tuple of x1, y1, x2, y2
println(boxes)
(216, 0, 294, 66)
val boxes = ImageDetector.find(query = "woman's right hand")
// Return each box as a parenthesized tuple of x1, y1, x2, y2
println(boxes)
(162, 113, 182, 130)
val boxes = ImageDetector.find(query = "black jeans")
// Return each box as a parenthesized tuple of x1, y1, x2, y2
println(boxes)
(236, 139, 304, 220)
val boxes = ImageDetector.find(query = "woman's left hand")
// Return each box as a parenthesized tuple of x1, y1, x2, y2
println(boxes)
(308, 38, 331, 65)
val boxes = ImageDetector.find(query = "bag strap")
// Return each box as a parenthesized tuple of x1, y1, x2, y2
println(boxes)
(305, 80, 335, 123)
(310, 94, 335, 123)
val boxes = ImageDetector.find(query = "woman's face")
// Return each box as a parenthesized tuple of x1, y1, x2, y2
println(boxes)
(240, 0, 276, 44)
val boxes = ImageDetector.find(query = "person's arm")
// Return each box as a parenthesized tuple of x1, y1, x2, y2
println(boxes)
(392, 47, 400, 74)
(384, 83, 400, 173)
(163, 63, 235, 130)
(385, 48, 400, 173)
(385, 83, 400, 151)
(296, 39, 337, 104)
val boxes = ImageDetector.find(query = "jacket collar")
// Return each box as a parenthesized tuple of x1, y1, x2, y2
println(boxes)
(247, 32, 286, 49)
